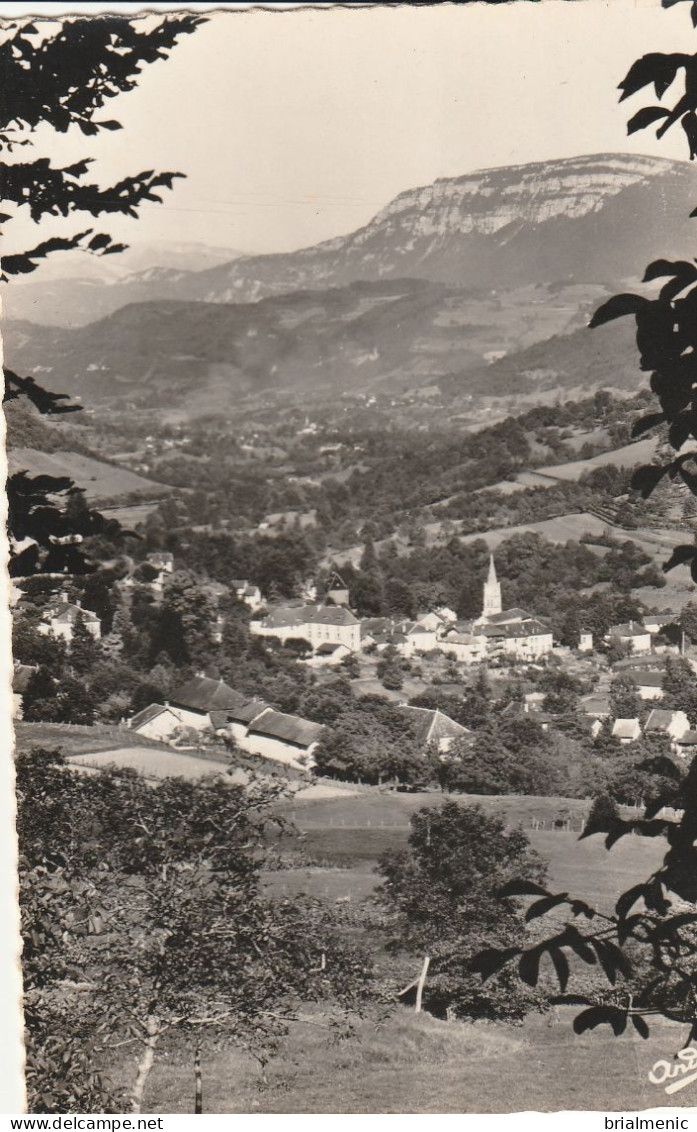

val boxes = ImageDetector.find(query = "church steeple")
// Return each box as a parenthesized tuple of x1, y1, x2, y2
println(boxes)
(482, 554, 502, 620)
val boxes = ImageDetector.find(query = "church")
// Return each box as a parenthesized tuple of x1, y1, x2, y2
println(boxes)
(433, 555, 552, 663)
(472, 555, 554, 661)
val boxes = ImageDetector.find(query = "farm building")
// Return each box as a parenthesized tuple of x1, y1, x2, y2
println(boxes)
(167, 675, 248, 731)
(622, 669, 664, 701)
(129, 703, 184, 741)
(644, 709, 691, 746)
(306, 642, 352, 667)
(238, 709, 324, 768)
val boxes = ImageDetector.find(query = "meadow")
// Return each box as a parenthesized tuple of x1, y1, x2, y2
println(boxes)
(17, 727, 677, 1113)
(124, 1005, 693, 1114)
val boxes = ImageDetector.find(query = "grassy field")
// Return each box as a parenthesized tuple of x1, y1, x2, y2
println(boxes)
(121, 1008, 694, 1114)
(8, 447, 166, 502)
(13, 720, 172, 757)
(68, 746, 232, 780)
(276, 789, 665, 913)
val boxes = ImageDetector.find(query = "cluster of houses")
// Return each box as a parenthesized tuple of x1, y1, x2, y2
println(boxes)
(128, 673, 470, 770)
(22, 544, 697, 773)
(250, 557, 556, 665)
(581, 651, 697, 756)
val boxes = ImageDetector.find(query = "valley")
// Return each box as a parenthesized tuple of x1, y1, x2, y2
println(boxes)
(14, 147, 697, 1118)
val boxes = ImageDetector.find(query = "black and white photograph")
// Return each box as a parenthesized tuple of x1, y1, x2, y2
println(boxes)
(6, 0, 697, 1116)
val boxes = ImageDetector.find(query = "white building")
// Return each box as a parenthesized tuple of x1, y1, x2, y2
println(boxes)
(129, 703, 185, 742)
(398, 705, 471, 752)
(578, 632, 594, 653)
(306, 642, 353, 667)
(607, 621, 652, 655)
(612, 718, 642, 744)
(37, 593, 101, 644)
(251, 603, 361, 652)
(231, 580, 264, 611)
(623, 669, 664, 701)
(236, 709, 324, 768)
(644, 709, 691, 746)
(438, 630, 488, 665)
(480, 619, 554, 662)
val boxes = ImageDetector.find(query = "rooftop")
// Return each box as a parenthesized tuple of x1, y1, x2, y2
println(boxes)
(612, 718, 641, 739)
(170, 676, 248, 714)
(645, 709, 683, 732)
(248, 709, 324, 748)
(399, 705, 470, 746)
(130, 703, 171, 729)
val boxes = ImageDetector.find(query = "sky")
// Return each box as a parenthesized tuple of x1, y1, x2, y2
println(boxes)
(5, 0, 695, 259)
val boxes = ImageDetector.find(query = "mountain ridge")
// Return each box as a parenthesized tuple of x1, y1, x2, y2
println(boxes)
(4, 152, 695, 328)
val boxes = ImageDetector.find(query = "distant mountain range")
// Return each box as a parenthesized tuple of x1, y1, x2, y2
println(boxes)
(2, 240, 249, 327)
(4, 153, 692, 413)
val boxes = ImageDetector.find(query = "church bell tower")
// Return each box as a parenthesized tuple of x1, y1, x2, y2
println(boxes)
(482, 554, 502, 620)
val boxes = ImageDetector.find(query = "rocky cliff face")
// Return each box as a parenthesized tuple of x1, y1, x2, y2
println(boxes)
(192, 152, 696, 304)
(371, 154, 675, 234)
(6, 152, 696, 327)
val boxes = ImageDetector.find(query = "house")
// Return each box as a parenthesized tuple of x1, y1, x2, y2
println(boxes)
(145, 552, 175, 595)
(499, 700, 551, 730)
(238, 709, 324, 768)
(13, 664, 37, 720)
(404, 626, 439, 656)
(129, 703, 184, 742)
(644, 708, 691, 744)
(578, 632, 594, 653)
(607, 621, 652, 655)
(37, 593, 101, 643)
(231, 580, 264, 611)
(414, 611, 448, 634)
(674, 730, 697, 757)
(623, 668, 664, 701)
(398, 705, 471, 752)
(643, 612, 680, 635)
(437, 630, 488, 665)
(434, 606, 458, 624)
(307, 641, 352, 667)
(612, 718, 642, 744)
(215, 698, 270, 744)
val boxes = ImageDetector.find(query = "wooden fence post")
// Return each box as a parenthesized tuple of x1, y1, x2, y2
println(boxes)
(415, 955, 430, 1014)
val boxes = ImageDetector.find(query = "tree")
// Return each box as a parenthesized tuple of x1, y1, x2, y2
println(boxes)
(471, 6, 697, 1044)
(3, 15, 203, 578)
(18, 750, 368, 1112)
(586, 792, 620, 835)
(377, 645, 404, 691)
(609, 673, 642, 721)
(443, 718, 571, 797)
(377, 801, 547, 1019)
(662, 655, 697, 720)
(149, 571, 218, 667)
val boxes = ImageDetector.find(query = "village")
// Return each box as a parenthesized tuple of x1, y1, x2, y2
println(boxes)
(14, 543, 697, 781)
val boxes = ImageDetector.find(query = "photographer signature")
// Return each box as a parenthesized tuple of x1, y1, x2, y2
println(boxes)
(649, 1048, 697, 1095)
